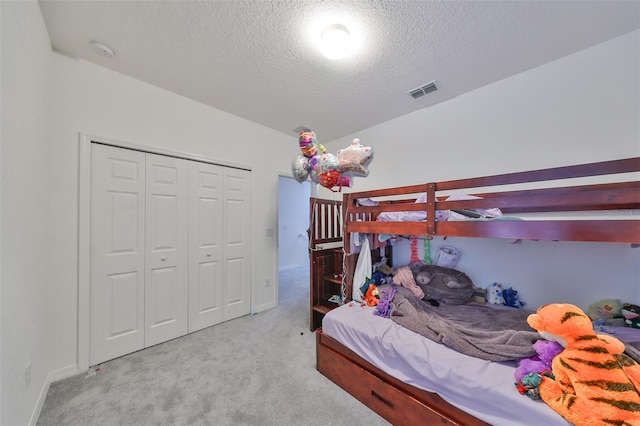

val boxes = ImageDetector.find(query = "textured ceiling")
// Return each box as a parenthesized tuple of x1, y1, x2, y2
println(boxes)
(38, 0, 639, 142)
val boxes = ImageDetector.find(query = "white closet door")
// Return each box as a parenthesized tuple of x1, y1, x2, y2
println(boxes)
(222, 168, 252, 321)
(145, 153, 189, 346)
(188, 161, 223, 332)
(90, 144, 146, 365)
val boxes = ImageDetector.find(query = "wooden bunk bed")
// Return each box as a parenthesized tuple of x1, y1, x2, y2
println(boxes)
(314, 156, 640, 426)
(308, 197, 390, 331)
(308, 198, 343, 332)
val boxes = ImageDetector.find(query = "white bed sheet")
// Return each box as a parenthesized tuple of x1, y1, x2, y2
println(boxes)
(322, 303, 569, 426)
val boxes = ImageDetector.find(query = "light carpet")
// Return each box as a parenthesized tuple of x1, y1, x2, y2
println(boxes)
(36, 267, 389, 426)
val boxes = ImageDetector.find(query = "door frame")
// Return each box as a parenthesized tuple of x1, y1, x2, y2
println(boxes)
(78, 133, 252, 371)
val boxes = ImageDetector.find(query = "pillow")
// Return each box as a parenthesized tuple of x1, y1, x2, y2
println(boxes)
(408, 264, 474, 305)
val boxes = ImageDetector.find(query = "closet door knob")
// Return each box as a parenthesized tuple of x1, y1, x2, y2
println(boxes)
(161, 256, 167, 261)
(206, 252, 212, 257)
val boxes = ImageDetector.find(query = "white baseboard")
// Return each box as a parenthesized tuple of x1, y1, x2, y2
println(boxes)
(28, 364, 79, 426)
(253, 301, 277, 313)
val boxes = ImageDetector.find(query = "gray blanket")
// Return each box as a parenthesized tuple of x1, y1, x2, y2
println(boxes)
(625, 342, 640, 363)
(387, 285, 539, 361)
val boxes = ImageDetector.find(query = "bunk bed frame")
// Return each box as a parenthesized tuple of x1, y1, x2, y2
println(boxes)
(315, 156, 640, 425)
(309, 198, 343, 252)
(308, 198, 343, 331)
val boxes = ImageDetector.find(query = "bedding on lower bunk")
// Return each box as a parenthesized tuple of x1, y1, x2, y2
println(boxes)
(322, 301, 570, 426)
(388, 285, 539, 361)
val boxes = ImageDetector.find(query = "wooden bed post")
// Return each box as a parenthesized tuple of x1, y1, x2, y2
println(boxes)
(426, 182, 436, 235)
(342, 192, 355, 302)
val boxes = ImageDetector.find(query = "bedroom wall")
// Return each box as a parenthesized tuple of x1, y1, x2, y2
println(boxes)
(2, 2, 296, 423)
(1, 2, 54, 424)
(321, 30, 640, 311)
(47, 51, 295, 367)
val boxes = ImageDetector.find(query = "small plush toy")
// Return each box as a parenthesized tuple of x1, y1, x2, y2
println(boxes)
(486, 282, 504, 305)
(527, 303, 640, 426)
(363, 283, 380, 307)
(622, 303, 640, 329)
(514, 340, 564, 382)
(587, 298, 622, 321)
(503, 287, 525, 309)
(374, 285, 398, 318)
(516, 371, 554, 400)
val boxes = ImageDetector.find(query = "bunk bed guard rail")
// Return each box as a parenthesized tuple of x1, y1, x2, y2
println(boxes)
(342, 157, 640, 246)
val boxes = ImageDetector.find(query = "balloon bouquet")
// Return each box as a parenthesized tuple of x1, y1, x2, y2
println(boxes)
(291, 129, 373, 191)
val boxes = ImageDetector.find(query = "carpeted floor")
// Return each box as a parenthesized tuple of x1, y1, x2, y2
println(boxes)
(36, 267, 389, 426)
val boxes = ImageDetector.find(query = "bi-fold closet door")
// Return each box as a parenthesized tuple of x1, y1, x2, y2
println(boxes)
(89, 143, 250, 366)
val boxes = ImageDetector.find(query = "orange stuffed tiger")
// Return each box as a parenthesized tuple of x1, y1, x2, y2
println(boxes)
(527, 303, 640, 426)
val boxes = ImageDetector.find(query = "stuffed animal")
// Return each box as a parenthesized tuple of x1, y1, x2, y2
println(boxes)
(514, 340, 564, 382)
(408, 264, 474, 305)
(374, 285, 397, 318)
(486, 282, 504, 305)
(363, 283, 380, 307)
(503, 287, 525, 309)
(622, 303, 640, 329)
(516, 371, 554, 400)
(587, 298, 622, 322)
(527, 303, 640, 426)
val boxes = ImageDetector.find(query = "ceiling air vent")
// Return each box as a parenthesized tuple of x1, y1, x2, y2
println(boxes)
(408, 80, 437, 99)
(293, 125, 314, 134)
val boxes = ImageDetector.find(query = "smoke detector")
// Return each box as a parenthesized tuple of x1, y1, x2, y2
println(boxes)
(89, 41, 115, 58)
(407, 80, 437, 99)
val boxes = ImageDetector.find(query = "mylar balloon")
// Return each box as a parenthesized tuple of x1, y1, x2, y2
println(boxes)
(299, 130, 317, 158)
(318, 170, 341, 189)
(337, 138, 374, 177)
(336, 176, 352, 188)
(291, 154, 310, 183)
(316, 152, 340, 175)
(309, 170, 320, 184)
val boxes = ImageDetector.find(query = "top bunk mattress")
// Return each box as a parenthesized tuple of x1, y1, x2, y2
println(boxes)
(322, 303, 569, 426)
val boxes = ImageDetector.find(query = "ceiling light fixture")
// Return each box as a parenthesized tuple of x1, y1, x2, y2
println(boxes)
(320, 24, 351, 60)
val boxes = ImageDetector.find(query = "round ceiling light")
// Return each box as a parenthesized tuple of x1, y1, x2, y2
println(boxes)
(320, 24, 352, 60)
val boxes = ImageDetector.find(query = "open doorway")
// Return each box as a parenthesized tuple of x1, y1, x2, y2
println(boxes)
(277, 175, 311, 302)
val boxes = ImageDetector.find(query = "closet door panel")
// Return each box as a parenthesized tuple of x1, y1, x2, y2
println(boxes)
(188, 161, 223, 332)
(90, 144, 146, 366)
(145, 153, 189, 347)
(222, 168, 252, 321)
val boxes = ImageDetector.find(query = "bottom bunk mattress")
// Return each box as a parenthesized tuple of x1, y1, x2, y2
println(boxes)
(321, 302, 569, 426)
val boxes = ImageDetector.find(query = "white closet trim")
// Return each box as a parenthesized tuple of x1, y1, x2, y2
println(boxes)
(77, 132, 252, 372)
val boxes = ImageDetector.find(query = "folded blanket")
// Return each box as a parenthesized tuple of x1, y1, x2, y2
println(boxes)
(386, 285, 539, 361)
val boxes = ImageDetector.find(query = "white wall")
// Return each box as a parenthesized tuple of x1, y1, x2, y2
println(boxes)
(321, 30, 640, 311)
(390, 237, 639, 311)
(278, 176, 310, 270)
(1, 2, 53, 424)
(48, 50, 294, 364)
(2, 2, 296, 424)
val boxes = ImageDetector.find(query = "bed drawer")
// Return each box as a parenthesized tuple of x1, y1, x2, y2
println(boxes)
(318, 339, 459, 425)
